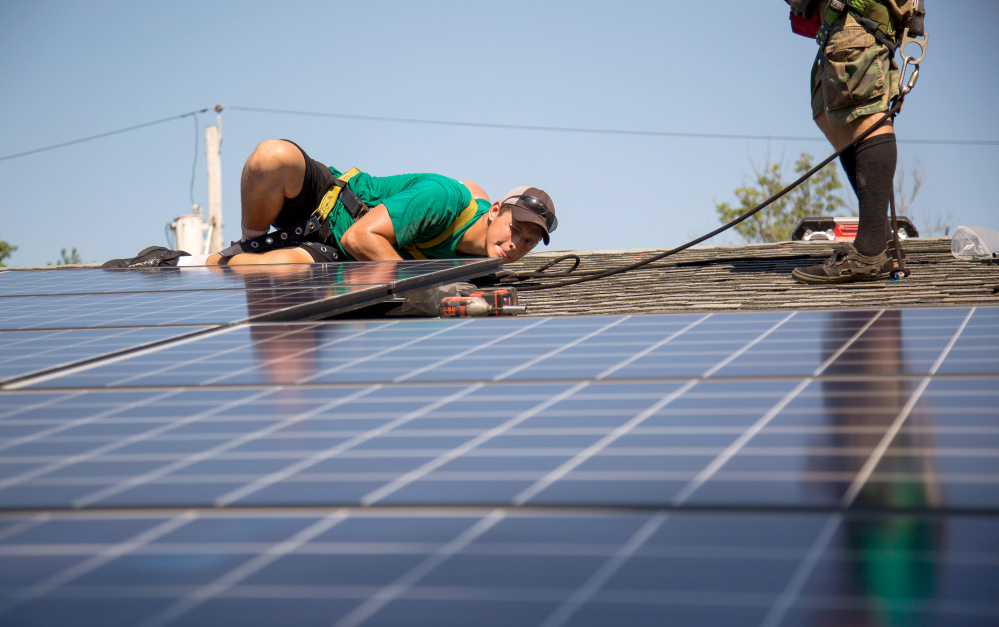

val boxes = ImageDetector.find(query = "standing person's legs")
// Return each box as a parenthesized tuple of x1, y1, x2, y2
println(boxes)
(793, 13, 900, 284)
(817, 114, 897, 258)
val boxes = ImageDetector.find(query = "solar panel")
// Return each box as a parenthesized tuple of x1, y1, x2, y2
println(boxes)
(0, 327, 208, 384)
(0, 304, 996, 626)
(0, 260, 499, 297)
(20, 308, 995, 386)
(0, 510, 996, 626)
(0, 259, 497, 387)
(0, 259, 499, 330)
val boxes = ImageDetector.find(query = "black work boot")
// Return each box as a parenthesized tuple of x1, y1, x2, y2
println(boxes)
(101, 246, 190, 269)
(792, 243, 890, 285)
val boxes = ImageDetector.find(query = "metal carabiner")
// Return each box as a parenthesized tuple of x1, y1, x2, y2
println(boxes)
(899, 64, 919, 97)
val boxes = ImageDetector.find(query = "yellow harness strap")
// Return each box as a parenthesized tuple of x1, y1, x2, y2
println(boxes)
(315, 167, 362, 221)
(404, 198, 481, 260)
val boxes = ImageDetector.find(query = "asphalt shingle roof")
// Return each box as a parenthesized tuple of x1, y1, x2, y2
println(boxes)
(504, 237, 999, 317)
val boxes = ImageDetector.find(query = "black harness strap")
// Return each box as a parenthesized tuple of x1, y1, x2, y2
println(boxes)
(219, 177, 369, 259)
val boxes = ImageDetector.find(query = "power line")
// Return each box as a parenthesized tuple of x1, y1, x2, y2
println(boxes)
(1, 104, 996, 163)
(222, 105, 999, 147)
(0, 108, 213, 163)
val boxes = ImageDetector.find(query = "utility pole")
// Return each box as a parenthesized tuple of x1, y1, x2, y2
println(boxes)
(205, 105, 224, 254)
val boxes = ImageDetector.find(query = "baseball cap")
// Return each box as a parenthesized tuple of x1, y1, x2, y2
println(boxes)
(499, 186, 557, 245)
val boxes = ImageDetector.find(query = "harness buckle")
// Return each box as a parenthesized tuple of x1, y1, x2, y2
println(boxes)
(899, 26, 928, 65)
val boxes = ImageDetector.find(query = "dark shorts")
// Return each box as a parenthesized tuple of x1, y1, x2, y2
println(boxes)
(272, 141, 341, 263)
(272, 140, 338, 229)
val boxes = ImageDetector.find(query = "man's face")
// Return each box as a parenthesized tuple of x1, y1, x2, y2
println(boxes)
(485, 205, 544, 264)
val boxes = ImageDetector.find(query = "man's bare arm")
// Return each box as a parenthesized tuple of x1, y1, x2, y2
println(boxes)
(339, 204, 404, 261)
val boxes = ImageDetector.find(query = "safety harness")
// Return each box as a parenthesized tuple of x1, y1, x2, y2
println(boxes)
(219, 169, 483, 262)
(404, 198, 481, 259)
(816, 0, 900, 55)
(218, 167, 365, 261)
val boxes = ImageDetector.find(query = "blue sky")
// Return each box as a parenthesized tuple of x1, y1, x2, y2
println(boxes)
(1, 0, 997, 267)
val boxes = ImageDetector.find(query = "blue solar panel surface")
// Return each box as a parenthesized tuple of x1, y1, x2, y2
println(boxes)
(0, 259, 497, 330)
(0, 259, 496, 383)
(0, 327, 206, 384)
(0, 291, 997, 626)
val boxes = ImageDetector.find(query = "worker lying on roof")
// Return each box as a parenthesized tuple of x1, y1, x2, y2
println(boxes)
(103, 139, 557, 268)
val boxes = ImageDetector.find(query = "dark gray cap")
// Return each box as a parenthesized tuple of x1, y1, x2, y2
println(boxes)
(500, 186, 557, 245)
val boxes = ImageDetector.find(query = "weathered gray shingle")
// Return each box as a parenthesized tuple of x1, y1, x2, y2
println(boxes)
(504, 237, 999, 316)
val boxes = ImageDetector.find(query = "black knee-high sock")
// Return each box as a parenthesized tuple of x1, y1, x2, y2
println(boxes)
(851, 134, 897, 257)
(839, 145, 858, 195)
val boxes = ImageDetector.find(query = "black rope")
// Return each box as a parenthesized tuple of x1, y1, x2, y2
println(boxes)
(508, 96, 908, 293)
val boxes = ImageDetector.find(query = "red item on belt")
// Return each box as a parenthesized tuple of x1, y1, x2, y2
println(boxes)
(790, 10, 822, 38)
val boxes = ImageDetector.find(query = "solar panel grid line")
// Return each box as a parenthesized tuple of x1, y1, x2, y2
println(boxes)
(0, 328, 145, 384)
(595, 315, 711, 380)
(0, 389, 86, 420)
(0, 327, 218, 391)
(0, 388, 181, 455)
(670, 379, 814, 507)
(758, 514, 842, 627)
(512, 381, 699, 506)
(197, 321, 399, 387)
(0, 388, 274, 504)
(0, 290, 240, 330)
(77, 323, 326, 389)
(213, 384, 485, 507)
(3, 326, 241, 391)
(840, 307, 978, 508)
(69, 386, 382, 510)
(26, 308, 997, 390)
(134, 510, 352, 627)
(0, 389, 185, 489)
(701, 312, 797, 378)
(0, 513, 49, 543)
(1, 508, 998, 625)
(393, 318, 550, 383)
(806, 310, 884, 377)
(668, 308, 895, 507)
(538, 512, 668, 627)
(360, 383, 592, 506)
(30, 466, 999, 491)
(0, 510, 198, 619)
(296, 320, 477, 385)
(493, 316, 631, 382)
(331, 510, 507, 627)
(0, 261, 494, 296)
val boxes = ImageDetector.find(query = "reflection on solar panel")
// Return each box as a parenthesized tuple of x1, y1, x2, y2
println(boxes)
(0, 260, 499, 330)
(1, 299, 997, 626)
(0, 259, 497, 386)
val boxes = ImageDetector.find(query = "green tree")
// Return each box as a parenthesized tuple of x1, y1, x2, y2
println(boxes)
(716, 152, 850, 243)
(49, 247, 83, 266)
(0, 237, 16, 267)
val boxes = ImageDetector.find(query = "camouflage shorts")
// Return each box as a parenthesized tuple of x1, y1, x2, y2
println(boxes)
(811, 12, 899, 127)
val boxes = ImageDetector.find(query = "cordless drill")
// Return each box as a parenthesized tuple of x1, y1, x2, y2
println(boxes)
(438, 287, 526, 317)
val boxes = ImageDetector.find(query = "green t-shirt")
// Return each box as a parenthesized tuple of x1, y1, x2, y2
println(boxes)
(326, 167, 489, 260)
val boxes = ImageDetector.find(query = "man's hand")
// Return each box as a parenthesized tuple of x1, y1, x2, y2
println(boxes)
(789, 0, 819, 19)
